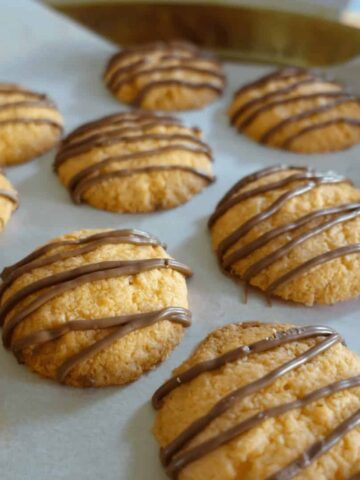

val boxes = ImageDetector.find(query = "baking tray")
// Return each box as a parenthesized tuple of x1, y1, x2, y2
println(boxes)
(0, 2, 359, 479)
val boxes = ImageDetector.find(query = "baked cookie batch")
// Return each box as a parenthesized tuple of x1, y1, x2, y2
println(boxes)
(1, 40, 360, 479)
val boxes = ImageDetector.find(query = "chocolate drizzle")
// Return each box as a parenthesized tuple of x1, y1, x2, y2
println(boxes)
(104, 41, 225, 106)
(152, 324, 360, 479)
(229, 68, 360, 152)
(209, 165, 360, 303)
(0, 83, 63, 131)
(0, 188, 18, 207)
(54, 111, 214, 205)
(0, 229, 193, 383)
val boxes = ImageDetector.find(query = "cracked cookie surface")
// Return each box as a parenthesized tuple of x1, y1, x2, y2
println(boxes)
(104, 41, 225, 111)
(209, 165, 360, 306)
(0, 83, 63, 165)
(228, 68, 360, 153)
(153, 322, 360, 479)
(55, 111, 215, 213)
(0, 228, 192, 387)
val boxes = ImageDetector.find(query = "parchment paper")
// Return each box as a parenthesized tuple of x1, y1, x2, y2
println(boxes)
(0, 2, 359, 479)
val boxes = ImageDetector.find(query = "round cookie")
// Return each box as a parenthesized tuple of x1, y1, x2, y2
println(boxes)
(209, 165, 360, 306)
(104, 41, 225, 111)
(54, 111, 215, 213)
(153, 321, 360, 479)
(228, 68, 360, 153)
(0, 168, 18, 231)
(0, 83, 63, 165)
(0, 228, 192, 387)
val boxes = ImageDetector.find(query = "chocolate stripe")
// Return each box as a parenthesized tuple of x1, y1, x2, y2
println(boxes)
(107, 56, 220, 88)
(111, 65, 225, 91)
(233, 67, 306, 98)
(0, 188, 18, 206)
(268, 408, 360, 480)
(240, 207, 360, 281)
(12, 306, 191, 352)
(12, 306, 191, 384)
(71, 165, 215, 204)
(230, 76, 320, 125)
(0, 118, 63, 130)
(216, 176, 344, 259)
(223, 203, 360, 269)
(209, 170, 325, 228)
(64, 113, 180, 142)
(215, 165, 306, 209)
(266, 243, 360, 297)
(1, 258, 193, 346)
(56, 307, 191, 383)
(159, 329, 341, 466)
(152, 325, 337, 408)
(237, 92, 350, 131)
(56, 133, 210, 165)
(133, 79, 224, 107)
(260, 97, 360, 144)
(1, 229, 160, 281)
(283, 117, 360, 149)
(166, 377, 360, 478)
(62, 121, 189, 150)
(106, 42, 198, 69)
(0, 230, 162, 296)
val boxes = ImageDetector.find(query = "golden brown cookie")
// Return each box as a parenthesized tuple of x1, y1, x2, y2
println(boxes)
(0, 228, 192, 387)
(0, 83, 63, 165)
(54, 111, 215, 213)
(209, 165, 360, 306)
(104, 41, 225, 111)
(153, 321, 360, 479)
(0, 168, 18, 231)
(228, 68, 360, 153)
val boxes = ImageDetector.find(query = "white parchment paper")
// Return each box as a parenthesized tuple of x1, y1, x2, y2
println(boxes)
(0, 2, 359, 479)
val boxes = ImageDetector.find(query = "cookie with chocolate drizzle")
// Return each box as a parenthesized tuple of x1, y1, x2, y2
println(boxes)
(153, 321, 360, 479)
(0, 228, 192, 387)
(228, 68, 360, 153)
(104, 41, 225, 111)
(0, 168, 18, 231)
(209, 165, 360, 306)
(55, 111, 215, 213)
(0, 83, 63, 165)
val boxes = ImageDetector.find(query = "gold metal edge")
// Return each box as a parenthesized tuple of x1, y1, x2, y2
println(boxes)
(50, 2, 360, 66)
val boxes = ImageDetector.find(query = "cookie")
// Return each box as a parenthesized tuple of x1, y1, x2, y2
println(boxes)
(153, 321, 360, 479)
(0, 83, 63, 165)
(228, 68, 360, 153)
(209, 165, 360, 306)
(0, 168, 18, 231)
(0, 228, 192, 387)
(54, 111, 215, 213)
(104, 41, 225, 111)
